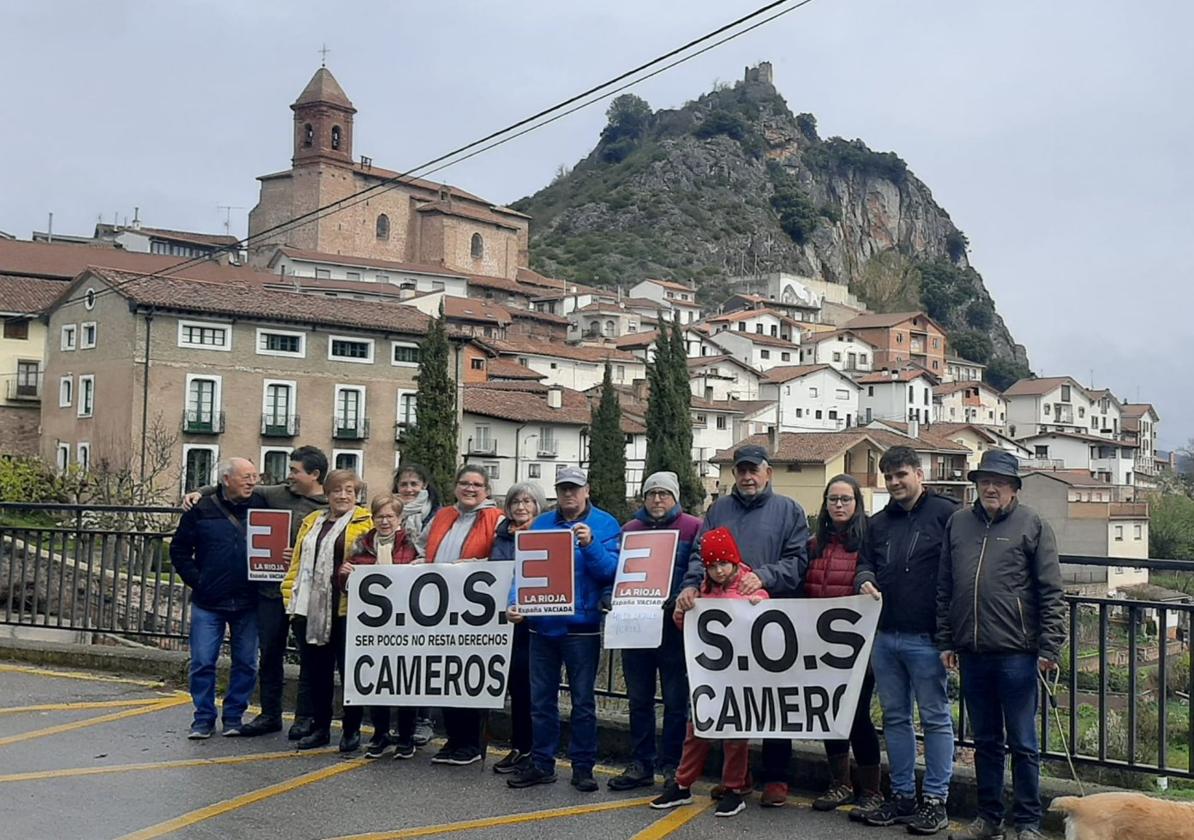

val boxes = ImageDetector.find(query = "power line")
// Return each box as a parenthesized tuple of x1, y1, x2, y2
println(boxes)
(44, 0, 816, 311)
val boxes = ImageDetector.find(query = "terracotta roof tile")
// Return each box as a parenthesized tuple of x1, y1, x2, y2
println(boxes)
(0, 274, 67, 315)
(442, 297, 511, 324)
(464, 385, 591, 425)
(1120, 403, 1156, 419)
(641, 278, 697, 293)
(415, 201, 523, 231)
(762, 364, 835, 384)
(0, 239, 267, 283)
(486, 358, 545, 380)
(857, 369, 934, 384)
(710, 331, 800, 350)
(843, 311, 943, 331)
(712, 427, 968, 465)
(489, 337, 640, 364)
(1001, 376, 1087, 397)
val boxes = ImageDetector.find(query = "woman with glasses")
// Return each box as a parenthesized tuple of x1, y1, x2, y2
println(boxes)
(488, 481, 547, 775)
(421, 465, 503, 766)
(804, 474, 882, 816)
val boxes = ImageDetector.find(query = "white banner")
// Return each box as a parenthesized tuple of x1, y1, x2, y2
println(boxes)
(603, 530, 678, 650)
(344, 563, 515, 709)
(682, 595, 880, 739)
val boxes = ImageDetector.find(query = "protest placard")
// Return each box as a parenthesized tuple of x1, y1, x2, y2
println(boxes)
(603, 530, 678, 649)
(682, 595, 880, 739)
(245, 509, 291, 582)
(344, 562, 515, 708)
(514, 529, 575, 616)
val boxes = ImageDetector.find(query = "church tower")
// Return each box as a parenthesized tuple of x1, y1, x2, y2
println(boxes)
(290, 67, 356, 166)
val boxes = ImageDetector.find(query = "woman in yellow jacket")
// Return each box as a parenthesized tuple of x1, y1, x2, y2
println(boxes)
(283, 468, 372, 751)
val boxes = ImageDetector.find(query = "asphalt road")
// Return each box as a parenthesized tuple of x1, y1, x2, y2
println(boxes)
(0, 660, 998, 840)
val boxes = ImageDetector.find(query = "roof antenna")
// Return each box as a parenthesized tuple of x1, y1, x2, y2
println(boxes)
(217, 205, 245, 236)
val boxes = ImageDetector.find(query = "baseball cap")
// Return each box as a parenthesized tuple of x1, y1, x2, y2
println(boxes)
(555, 466, 588, 487)
(733, 444, 769, 467)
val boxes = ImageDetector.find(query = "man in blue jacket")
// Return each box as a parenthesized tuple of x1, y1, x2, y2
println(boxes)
(608, 471, 702, 792)
(170, 458, 261, 740)
(507, 466, 620, 793)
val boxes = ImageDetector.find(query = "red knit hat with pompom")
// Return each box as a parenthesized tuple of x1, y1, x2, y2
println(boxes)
(701, 526, 742, 566)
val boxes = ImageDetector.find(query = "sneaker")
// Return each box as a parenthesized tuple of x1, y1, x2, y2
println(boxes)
(507, 764, 558, 788)
(714, 790, 746, 818)
(392, 739, 416, 760)
(812, 782, 855, 812)
(296, 728, 330, 750)
(571, 769, 599, 792)
(288, 716, 314, 741)
(947, 816, 1004, 840)
(907, 797, 949, 835)
(709, 784, 727, 801)
(238, 715, 282, 737)
(760, 782, 788, 808)
(221, 722, 244, 737)
(430, 743, 456, 764)
(444, 747, 482, 766)
(363, 736, 390, 759)
(608, 761, 655, 791)
(493, 749, 527, 774)
(413, 717, 434, 746)
(864, 795, 919, 827)
(339, 731, 361, 753)
(849, 791, 886, 822)
(650, 783, 694, 809)
(187, 723, 214, 740)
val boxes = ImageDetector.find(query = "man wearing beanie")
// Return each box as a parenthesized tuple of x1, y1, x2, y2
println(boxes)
(675, 443, 810, 807)
(607, 471, 703, 792)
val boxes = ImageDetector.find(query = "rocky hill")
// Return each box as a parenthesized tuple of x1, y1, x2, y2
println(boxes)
(512, 64, 1030, 387)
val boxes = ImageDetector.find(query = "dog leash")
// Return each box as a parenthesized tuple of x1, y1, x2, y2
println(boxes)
(1038, 668, 1087, 796)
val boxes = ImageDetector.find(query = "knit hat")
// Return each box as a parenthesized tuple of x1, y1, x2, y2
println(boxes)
(641, 471, 680, 502)
(701, 527, 742, 566)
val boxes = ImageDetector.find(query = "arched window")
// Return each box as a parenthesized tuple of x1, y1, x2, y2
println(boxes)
(376, 214, 390, 240)
(605, 320, 616, 336)
(331, 125, 342, 150)
(470, 233, 484, 260)
(303, 124, 313, 147)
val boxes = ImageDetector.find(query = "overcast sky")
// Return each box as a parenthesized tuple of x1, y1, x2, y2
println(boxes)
(4, 1, 1190, 448)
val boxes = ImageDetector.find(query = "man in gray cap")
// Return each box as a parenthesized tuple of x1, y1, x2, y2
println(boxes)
(607, 471, 703, 791)
(936, 450, 1065, 840)
(675, 443, 810, 807)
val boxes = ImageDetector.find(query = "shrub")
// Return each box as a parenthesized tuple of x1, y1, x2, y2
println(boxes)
(946, 229, 970, 262)
(795, 112, 819, 141)
(965, 300, 995, 331)
(0, 457, 63, 503)
(805, 137, 908, 184)
(767, 162, 821, 245)
(950, 330, 993, 364)
(693, 109, 748, 141)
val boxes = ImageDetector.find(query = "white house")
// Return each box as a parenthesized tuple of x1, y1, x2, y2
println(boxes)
(687, 355, 764, 401)
(703, 308, 799, 343)
(629, 279, 702, 324)
(708, 330, 800, 371)
(858, 369, 935, 425)
(1003, 376, 1095, 439)
(492, 338, 645, 392)
(797, 329, 875, 374)
(567, 301, 642, 341)
(943, 354, 985, 384)
(1018, 431, 1138, 487)
(613, 326, 720, 364)
(761, 365, 861, 432)
(691, 399, 745, 495)
(933, 381, 1007, 429)
(1122, 403, 1161, 482)
(1084, 388, 1123, 438)
(267, 246, 470, 298)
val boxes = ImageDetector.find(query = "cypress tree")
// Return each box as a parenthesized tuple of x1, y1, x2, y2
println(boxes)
(644, 316, 704, 510)
(668, 318, 705, 510)
(644, 317, 674, 481)
(588, 361, 627, 517)
(399, 305, 458, 501)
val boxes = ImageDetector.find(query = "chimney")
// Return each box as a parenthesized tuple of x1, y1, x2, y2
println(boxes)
(907, 419, 920, 440)
(547, 386, 563, 409)
(768, 424, 779, 455)
(132, 206, 141, 230)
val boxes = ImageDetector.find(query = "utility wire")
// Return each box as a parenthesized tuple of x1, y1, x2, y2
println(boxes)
(42, 0, 816, 311)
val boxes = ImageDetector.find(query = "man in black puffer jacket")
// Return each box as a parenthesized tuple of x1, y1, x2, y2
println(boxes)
(853, 446, 957, 835)
(170, 457, 260, 740)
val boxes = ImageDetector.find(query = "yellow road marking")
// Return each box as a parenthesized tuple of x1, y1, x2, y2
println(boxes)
(0, 663, 168, 688)
(326, 796, 657, 840)
(630, 799, 713, 839)
(118, 759, 367, 840)
(0, 696, 188, 747)
(0, 698, 170, 715)
(0, 746, 338, 783)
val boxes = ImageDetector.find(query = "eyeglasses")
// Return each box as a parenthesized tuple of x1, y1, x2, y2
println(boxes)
(826, 496, 855, 506)
(509, 498, 535, 507)
(644, 490, 673, 500)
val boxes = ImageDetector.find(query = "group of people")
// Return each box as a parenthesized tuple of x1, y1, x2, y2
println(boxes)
(169, 439, 1064, 839)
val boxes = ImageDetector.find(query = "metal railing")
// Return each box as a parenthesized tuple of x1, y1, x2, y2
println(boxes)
(260, 414, 300, 437)
(182, 410, 225, 435)
(332, 417, 369, 440)
(2, 501, 1192, 779)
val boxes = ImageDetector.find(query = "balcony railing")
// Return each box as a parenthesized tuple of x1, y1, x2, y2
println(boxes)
(537, 440, 559, 458)
(332, 416, 369, 440)
(6, 378, 42, 401)
(469, 440, 497, 456)
(182, 410, 225, 435)
(260, 414, 300, 437)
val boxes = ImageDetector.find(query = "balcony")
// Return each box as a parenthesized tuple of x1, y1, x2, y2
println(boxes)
(261, 414, 300, 437)
(468, 440, 497, 456)
(182, 410, 225, 435)
(6, 378, 42, 401)
(332, 416, 369, 441)
(537, 440, 559, 458)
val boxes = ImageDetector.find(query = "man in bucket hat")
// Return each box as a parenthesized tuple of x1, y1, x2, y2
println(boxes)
(935, 450, 1065, 840)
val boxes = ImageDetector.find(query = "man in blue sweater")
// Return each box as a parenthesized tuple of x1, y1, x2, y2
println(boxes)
(507, 467, 620, 793)
(170, 458, 260, 740)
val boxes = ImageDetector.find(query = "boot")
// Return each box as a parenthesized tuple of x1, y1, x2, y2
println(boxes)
(851, 765, 884, 816)
(812, 753, 854, 811)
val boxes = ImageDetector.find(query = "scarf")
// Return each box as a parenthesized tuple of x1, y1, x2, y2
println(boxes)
(374, 531, 396, 566)
(292, 507, 354, 645)
(402, 490, 432, 537)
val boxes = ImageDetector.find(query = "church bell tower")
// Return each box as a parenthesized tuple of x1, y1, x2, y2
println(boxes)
(290, 66, 356, 166)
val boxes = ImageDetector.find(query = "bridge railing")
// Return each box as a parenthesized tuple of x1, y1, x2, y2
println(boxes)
(2, 503, 1192, 777)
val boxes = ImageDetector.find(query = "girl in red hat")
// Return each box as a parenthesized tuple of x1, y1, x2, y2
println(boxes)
(650, 527, 769, 818)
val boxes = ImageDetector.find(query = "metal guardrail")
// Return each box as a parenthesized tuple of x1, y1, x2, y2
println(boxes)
(2, 503, 1192, 778)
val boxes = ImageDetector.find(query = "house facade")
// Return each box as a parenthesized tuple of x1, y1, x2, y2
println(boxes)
(797, 329, 875, 374)
(708, 330, 800, 371)
(761, 365, 860, 432)
(842, 311, 948, 376)
(857, 369, 936, 425)
(1003, 376, 1095, 438)
(628, 279, 701, 324)
(0, 276, 60, 455)
(686, 355, 763, 402)
(933, 381, 1007, 428)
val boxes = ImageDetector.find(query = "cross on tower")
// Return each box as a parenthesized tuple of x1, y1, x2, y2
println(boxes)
(319, 43, 330, 67)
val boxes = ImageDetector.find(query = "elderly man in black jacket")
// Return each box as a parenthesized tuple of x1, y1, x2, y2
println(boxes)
(675, 444, 809, 807)
(171, 458, 261, 740)
(936, 451, 1065, 840)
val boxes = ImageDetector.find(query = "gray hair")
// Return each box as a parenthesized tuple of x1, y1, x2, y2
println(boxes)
(217, 457, 254, 483)
(504, 481, 547, 517)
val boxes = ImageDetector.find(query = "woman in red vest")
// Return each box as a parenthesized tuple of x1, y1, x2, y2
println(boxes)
(805, 474, 882, 816)
(422, 465, 503, 767)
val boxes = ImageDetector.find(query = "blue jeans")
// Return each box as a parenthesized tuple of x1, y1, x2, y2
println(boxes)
(189, 603, 258, 728)
(871, 630, 954, 799)
(961, 652, 1041, 829)
(529, 631, 599, 774)
(622, 616, 689, 772)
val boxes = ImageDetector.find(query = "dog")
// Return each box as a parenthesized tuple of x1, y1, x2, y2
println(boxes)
(1050, 792, 1194, 840)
